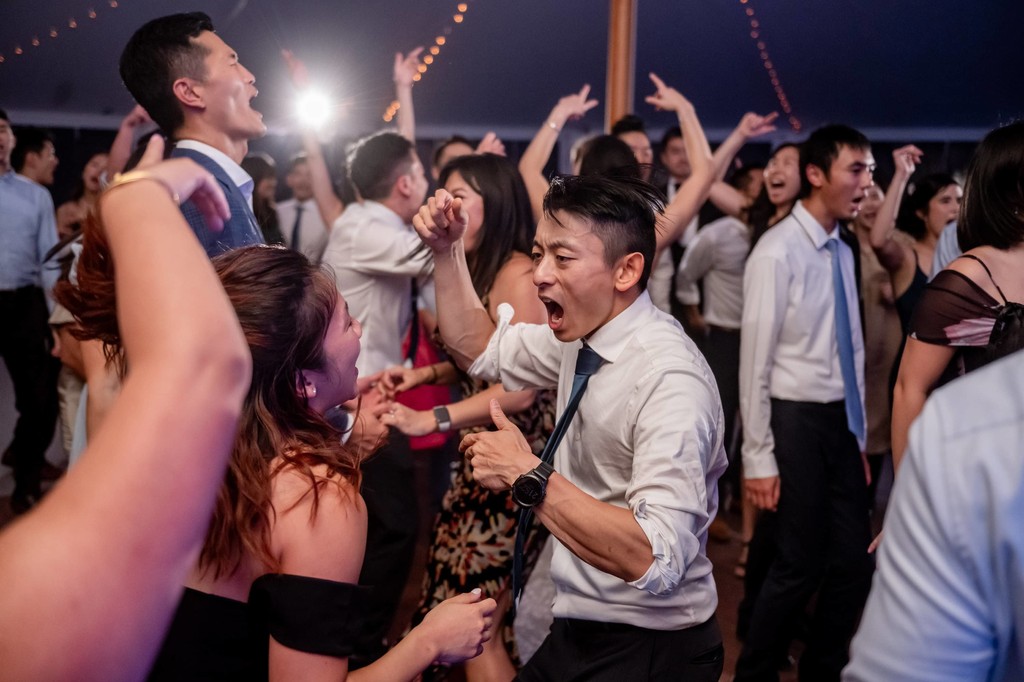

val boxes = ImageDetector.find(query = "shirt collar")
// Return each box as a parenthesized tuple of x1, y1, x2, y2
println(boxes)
(174, 139, 253, 197)
(361, 200, 408, 227)
(792, 200, 840, 249)
(583, 290, 654, 364)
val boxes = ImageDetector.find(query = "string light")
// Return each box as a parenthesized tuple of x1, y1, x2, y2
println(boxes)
(737, 0, 801, 131)
(1, 2, 122, 70)
(383, 0, 473, 120)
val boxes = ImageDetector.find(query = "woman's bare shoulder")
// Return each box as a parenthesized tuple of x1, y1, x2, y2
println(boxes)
(270, 461, 366, 583)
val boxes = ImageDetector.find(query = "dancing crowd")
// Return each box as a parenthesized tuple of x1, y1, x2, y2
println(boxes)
(2, 10, 1023, 682)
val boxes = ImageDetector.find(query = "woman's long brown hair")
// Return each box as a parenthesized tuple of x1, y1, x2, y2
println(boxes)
(58, 222, 362, 578)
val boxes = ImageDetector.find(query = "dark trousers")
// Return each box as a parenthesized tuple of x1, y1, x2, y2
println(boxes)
(352, 433, 418, 665)
(0, 286, 59, 498)
(705, 326, 741, 495)
(735, 400, 873, 682)
(518, 616, 723, 682)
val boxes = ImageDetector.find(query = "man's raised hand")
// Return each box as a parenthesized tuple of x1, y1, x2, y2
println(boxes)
(412, 189, 468, 251)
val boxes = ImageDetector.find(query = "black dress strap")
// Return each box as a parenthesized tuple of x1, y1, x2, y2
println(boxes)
(249, 574, 372, 659)
(959, 254, 1009, 304)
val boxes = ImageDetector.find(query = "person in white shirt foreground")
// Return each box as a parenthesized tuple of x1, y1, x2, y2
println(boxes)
(412, 172, 728, 681)
(844, 347, 1024, 681)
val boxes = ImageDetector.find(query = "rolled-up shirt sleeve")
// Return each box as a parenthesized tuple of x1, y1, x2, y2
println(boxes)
(624, 366, 725, 595)
(468, 302, 562, 391)
(739, 251, 788, 479)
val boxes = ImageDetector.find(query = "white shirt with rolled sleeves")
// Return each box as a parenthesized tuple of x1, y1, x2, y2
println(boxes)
(468, 291, 727, 630)
(739, 200, 866, 479)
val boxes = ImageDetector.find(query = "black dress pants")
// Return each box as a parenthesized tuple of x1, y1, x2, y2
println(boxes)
(518, 616, 723, 682)
(0, 286, 59, 499)
(735, 399, 873, 682)
(352, 433, 418, 665)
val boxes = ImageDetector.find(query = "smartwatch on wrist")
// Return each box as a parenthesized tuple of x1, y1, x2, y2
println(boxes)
(511, 461, 555, 507)
(432, 405, 452, 433)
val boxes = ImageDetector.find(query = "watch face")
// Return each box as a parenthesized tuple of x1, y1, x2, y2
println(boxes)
(513, 474, 545, 507)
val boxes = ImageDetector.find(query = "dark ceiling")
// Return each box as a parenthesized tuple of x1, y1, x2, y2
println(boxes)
(0, 0, 1020, 141)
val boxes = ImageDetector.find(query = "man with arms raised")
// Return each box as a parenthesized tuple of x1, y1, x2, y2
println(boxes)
(413, 171, 728, 679)
(120, 12, 266, 256)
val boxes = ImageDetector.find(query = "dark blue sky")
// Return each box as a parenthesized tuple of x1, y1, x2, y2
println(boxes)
(0, 0, 1018, 139)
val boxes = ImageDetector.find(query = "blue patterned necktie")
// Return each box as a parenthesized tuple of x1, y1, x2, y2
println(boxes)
(511, 343, 603, 611)
(826, 239, 865, 444)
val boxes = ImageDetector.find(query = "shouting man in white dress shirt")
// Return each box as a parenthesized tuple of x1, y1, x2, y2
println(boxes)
(413, 173, 729, 681)
(736, 124, 876, 682)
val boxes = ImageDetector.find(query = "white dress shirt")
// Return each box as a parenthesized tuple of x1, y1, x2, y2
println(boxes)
(469, 292, 728, 630)
(676, 216, 750, 330)
(173, 139, 254, 210)
(739, 201, 866, 479)
(321, 201, 432, 375)
(844, 351, 1024, 682)
(646, 211, 698, 315)
(276, 197, 329, 264)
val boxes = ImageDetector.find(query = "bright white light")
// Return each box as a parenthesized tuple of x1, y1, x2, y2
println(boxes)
(296, 90, 331, 129)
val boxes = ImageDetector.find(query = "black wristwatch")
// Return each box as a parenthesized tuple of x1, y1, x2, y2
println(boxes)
(511, 461, 555, 507)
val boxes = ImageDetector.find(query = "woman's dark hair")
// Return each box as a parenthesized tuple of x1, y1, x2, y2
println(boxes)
(242, 153, 283, 243)
(958, 121, 1024, 251)
(749, 142, 800, 251)
(57, 232, 361, 578)
(432, 135, 474, 170)
(896, 173, 959, 240)
(577, 134, 641, 179)
(67, 152, 109, 203)
(438, 153, 535, 298)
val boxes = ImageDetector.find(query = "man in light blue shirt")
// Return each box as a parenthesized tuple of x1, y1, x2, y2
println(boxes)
(0, 107, 60, 513)
(931, 220, 961, 277)
(845, 347, 1024, 681)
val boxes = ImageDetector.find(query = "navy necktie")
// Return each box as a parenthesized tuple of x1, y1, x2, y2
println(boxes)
(290, 203, 305, 250)
(511, 343, 604, 610)
(826, 239, 865, 444)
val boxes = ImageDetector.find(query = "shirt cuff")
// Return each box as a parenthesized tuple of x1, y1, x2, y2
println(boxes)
(742, 450, 779, 479)
(466, 302, 514, 384)
(676, 282, 701, 306)
(626, 498, 683, 596)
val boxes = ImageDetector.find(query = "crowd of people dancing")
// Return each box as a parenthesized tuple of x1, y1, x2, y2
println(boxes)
(2, 10, 1023, 682)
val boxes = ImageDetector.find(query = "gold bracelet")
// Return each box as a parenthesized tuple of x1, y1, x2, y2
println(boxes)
(427, 364, 439, 384)
(104, 170, 181, 205)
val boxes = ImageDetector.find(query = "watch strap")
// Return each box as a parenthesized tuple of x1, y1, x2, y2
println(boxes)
(432, 405, 452, 433)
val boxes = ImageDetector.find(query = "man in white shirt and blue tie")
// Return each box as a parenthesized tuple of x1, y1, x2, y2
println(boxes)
(413, 173, 729, 680)
(737, 125, 876, 681)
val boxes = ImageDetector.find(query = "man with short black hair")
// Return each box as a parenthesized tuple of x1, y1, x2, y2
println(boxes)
(736, 124, 876, 681)
(120, 12, 266, 256)
(0, 108, 61, 514)
(414, 172, 728, 680)
(320, 129, 431, 664)
(12, 127, 58, 187)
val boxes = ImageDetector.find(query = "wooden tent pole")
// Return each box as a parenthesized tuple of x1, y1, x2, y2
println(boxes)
(606, 0, 637, 130)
